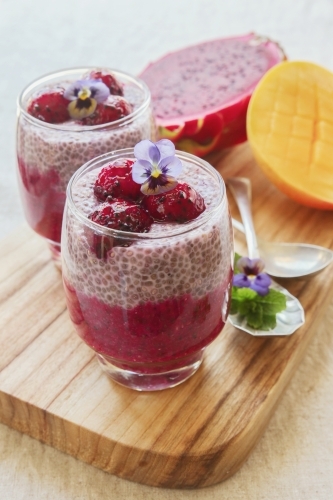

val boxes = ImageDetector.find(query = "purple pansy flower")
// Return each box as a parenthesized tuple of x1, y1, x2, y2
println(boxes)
(233, 257, 271, 296)
(64, 79, 110, 119)
(132, 139, 183, 195)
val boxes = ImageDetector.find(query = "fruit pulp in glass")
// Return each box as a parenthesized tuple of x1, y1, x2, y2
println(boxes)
(16, 68, 154, 256)
(62, 151, 233, 389)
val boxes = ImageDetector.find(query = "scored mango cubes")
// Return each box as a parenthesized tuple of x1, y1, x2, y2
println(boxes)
(247, 61, 333, 209)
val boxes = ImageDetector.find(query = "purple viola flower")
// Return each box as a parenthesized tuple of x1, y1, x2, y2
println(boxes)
(64, 79, 110, 119)
(132, 139, 183, 195)
(233, 256, 271, 296)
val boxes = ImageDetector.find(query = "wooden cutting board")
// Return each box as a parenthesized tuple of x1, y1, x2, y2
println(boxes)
(1, 143, 333, 489)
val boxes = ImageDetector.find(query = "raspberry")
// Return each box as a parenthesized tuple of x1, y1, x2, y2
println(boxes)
(80, 96, 132, 125)
(88, 70, 124, 95)
(94, 159, 141, 202)
(142, 183, 206, 223)
(88, 200, 152, 258)
(89, 200, 152, 233)
(27, 89, 70, 124)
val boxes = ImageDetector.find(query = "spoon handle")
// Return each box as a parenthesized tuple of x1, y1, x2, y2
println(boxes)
(227, 177, 260, 259)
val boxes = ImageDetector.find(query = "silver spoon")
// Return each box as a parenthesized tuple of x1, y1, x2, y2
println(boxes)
(227, 177, 333, 279)
(227, 177, 305, 337)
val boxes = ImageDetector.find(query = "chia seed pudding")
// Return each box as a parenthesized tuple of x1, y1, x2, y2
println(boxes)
(61, 148, 233, 391)
(16, 68, 155, 259)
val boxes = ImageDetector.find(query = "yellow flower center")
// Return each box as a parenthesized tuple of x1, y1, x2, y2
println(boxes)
(78, 87, 91, 100)
(150, 165, 161, 178)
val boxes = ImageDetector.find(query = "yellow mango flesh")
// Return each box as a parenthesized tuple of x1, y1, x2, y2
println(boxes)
(247, 61, 333, 210)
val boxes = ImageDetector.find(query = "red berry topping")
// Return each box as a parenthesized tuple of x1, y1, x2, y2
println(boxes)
(94, 159, 141, 202)
(80, 96, 132, 125)
(88, 70, 124, 95)
(142, 183, 206, 223)
(89, 199, 152, 233)
(27, 89, 70, 124)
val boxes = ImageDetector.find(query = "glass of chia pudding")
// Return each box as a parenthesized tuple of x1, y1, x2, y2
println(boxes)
(61, 140, 233, 391)
(16, 67, 155, 263)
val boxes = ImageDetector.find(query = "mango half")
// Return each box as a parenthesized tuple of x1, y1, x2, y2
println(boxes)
(247, 61, 333, 210)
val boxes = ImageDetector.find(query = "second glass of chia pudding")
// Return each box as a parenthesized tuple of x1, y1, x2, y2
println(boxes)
(16, 67, 155, 263)
(61, 139, 234, 391)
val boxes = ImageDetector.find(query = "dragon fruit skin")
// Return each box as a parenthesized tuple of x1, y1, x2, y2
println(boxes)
(140, 33, 286, 157)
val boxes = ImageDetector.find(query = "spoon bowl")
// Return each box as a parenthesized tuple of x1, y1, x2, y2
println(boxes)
(228, 178, 333, 279)
(256, 240, 333, 278)
(231, 218, 333, 278)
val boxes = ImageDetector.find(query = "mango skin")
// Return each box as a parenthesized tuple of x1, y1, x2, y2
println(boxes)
(247, 61, 333, 210)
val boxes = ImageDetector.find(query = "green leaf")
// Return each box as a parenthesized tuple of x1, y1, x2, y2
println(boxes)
(233, 252, 243, 274)
(261, 313, 278, 330)
(258, 288, 287, 314)
(229, 301, 239, 315)
(230, 293, 241, 315)
(246, 302, 263, 329)
(231, 287, 258, 315)
(235, 287, 258, 301)
(238, 300, 252, 316)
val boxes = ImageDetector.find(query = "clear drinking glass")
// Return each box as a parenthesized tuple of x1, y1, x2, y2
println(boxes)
(61, 148, 234, 391)
(16, 67, 155, 263)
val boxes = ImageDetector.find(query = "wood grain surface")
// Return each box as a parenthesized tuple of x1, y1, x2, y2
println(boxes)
(0, 143, 332, 489)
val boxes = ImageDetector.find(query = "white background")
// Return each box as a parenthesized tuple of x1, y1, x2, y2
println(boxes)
(1, 0, 333, 498)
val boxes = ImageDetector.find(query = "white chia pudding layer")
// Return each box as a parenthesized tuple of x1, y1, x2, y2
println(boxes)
(62, 160, 233, 310)
(17, 84, 155, 192)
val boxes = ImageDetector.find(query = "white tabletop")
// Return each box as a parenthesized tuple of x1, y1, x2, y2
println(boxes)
(1, 1, 333, 498)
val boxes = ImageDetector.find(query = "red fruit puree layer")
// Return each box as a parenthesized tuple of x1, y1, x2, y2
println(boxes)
(17, 157, 64, 242)
(64, 278, 229, 373)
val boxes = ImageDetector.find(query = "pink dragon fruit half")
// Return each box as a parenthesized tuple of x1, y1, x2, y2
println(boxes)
(140, 33, 286, 157)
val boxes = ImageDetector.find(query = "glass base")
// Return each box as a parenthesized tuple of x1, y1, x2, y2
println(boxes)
(47, 241, 61, 269)
(96, 351, 204, 391)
